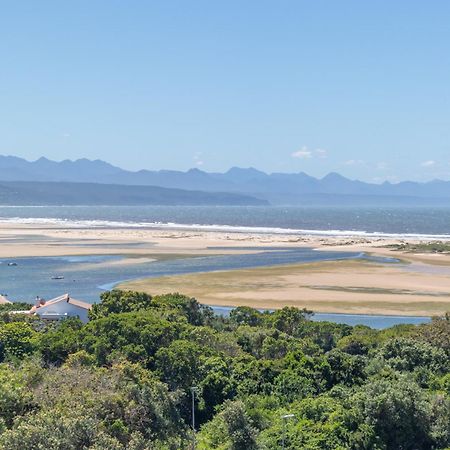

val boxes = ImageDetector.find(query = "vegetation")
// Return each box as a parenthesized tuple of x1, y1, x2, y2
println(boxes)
(0, 290, 449, 449)
(386, 241, 450, 253)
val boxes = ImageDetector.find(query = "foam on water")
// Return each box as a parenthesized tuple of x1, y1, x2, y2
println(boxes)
(1, 216, 450, 240)
(1, 204, 450, 239)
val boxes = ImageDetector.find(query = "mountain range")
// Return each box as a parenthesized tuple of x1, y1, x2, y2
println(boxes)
(0, 155, 449, 206)
(0, 181, 267, 206)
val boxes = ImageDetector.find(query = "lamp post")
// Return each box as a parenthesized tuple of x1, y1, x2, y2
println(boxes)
(191, 386, 199, 449)
(281, 413, 295, 450)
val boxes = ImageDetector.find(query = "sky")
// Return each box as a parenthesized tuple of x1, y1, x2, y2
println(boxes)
(1, 1, 450, 182)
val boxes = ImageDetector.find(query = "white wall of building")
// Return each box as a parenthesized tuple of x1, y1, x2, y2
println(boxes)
(36, 301, 90, 323)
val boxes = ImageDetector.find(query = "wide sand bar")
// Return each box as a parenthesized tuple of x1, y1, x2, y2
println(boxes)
(1, 222, 450, 316)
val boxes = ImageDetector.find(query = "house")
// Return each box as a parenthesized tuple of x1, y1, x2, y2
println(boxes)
(0, 295, 11, 305)
(31, 294, 92, 323)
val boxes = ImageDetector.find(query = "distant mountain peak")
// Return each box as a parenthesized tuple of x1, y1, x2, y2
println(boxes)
(187, 168, 205, 174)
(227, 166, 266, 175)
(224, 167, 267, 183)
(0, 155, 449, 206)
(34, 156, 53, 165)
(322, 172, 348, 182)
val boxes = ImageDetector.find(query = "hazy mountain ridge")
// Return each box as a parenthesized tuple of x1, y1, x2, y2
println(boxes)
(1, 155, 449, 205)
(0, 181, 268, 206)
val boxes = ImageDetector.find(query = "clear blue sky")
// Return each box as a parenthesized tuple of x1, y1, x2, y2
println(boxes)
(1, 1, 449, 182)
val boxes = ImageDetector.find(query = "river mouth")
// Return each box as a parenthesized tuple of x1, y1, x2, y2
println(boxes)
(1, 247, 426, 329)
(1, 247, 364, 300)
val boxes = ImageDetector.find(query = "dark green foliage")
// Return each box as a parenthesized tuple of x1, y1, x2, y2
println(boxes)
(379, 337, 449, 373)
(89, 289, 214, 326)
(153, 292, 214, 325)
(325, 349, 367, 386)
(388, 241, 450, 254)
(0, 322, 37, 361)
(198, 356, 236, 421)
(199, 400, 259, 450)
(337, 325, 379, 355)
(80, 310, 183, 366)
(38, 317, 84, 365)
(155, 339, 210, 390)
(0, 363, 37, 428)
(415, 313, 450, 356)
(0, 302, 33, 313)
(230, 306, 264, 327)
(0, 290, 449, 449)
(0, 362, 187, 449)
(351, 378, 450, 450)
(89, 290, 153, 320)
(0, 302, 36, 327)
(270, 306, 313, 335)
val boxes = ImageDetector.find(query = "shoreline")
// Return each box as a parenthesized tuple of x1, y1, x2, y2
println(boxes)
(1, 217, 450, 241)
(1, 220, 450, 318)
(208, 305, 432, 328)
(210, 305, 431, 319)
(119, 256, 450, 318)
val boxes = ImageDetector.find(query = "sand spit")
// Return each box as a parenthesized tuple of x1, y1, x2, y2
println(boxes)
(1, 221, 450, 316)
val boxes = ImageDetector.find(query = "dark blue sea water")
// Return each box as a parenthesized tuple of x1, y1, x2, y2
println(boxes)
(0, 205, 450, 237)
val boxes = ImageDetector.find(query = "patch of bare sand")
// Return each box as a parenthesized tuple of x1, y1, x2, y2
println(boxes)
(120, 259, 450, 316)
(3, 221, 450, 316)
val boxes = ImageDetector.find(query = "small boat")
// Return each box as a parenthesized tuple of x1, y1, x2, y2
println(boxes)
(51, 275, 65, 280)
(7, 262, 17, 266)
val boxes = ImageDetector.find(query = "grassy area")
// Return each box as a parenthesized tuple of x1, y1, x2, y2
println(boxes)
(386, 241, 450, 253)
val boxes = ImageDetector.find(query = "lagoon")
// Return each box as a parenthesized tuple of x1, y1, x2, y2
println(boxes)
(0, 248, 428, 329)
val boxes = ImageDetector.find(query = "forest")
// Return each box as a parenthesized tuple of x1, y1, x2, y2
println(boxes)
(0, 290, 449, 449)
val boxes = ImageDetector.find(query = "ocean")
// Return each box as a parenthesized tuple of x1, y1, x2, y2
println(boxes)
(0, 205, 449, 238)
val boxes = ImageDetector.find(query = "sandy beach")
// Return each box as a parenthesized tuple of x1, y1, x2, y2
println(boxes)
(1, 221, 450, 316)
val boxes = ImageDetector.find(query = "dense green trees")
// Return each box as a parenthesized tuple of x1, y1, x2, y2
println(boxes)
(199, 399, 259, 450)
(0, 322, 37, 361)
(0, 290, 449, 449)
(0, 362, 187, 449)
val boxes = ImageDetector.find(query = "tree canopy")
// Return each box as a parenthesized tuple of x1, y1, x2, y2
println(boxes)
(0, 290, 449, 449)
